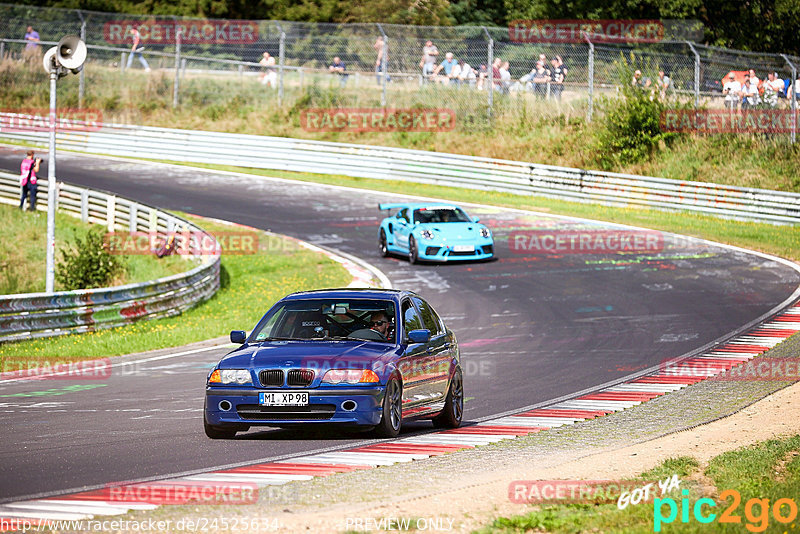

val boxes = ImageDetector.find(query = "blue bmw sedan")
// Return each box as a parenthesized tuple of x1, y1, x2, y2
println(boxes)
(204, 289, 463, 439)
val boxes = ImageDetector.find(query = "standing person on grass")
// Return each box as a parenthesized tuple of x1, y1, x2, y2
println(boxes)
(127, 28, 151, 72)
(19, 151, 41, 212)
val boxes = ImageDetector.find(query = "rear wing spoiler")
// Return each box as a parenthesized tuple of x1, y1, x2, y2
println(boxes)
(378, 203, 408, 211)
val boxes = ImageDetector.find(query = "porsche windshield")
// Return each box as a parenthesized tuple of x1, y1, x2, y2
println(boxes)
(413, 207, 472, 224)
(250, 299, 396, 343)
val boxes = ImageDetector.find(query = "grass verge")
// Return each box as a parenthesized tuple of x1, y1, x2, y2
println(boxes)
(160, 161, 800, 263)
(0, 203, 187, 294)
(0, 214, 351, 362)
(481, 435, 800, 533)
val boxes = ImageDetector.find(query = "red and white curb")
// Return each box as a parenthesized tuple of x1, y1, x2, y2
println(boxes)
(2, 304, 798, 525)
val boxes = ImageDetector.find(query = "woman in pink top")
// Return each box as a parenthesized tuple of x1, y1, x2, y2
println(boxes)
(20, 150, 41, 211)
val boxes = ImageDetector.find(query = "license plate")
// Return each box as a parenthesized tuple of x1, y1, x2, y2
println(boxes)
(453, 245, 474, 252)
(259, 392, 309, 406)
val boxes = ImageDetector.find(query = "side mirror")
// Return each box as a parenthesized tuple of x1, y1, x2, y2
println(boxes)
(473, 216, 481, 223)
(407, 329, 430, 343)
(230, 330, 247, 344)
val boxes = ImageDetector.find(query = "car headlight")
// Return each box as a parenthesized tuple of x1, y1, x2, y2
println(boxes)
(480, 228, 491, 239)
(321, 369, 380, 384)
(420, 229, 435, 240)
(208, 369, 252, 385)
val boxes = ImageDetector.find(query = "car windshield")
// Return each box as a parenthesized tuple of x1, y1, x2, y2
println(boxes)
(413, 207, 471, 224)
(250, 298, 396, 344)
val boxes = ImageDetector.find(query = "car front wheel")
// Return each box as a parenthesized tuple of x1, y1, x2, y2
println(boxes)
(408, 236, 419, 264)
(204, 417, 238, 439)
(375, 376, 403, 438)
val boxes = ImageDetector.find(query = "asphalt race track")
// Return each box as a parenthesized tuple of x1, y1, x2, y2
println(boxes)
(1, 146, 798, 501)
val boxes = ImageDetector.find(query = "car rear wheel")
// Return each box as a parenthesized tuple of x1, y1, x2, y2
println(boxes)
(408, 236, 419, 264)
(379, 229, 389, 257)
(433, 369, 463, 429)
(374, 376, 403, 438)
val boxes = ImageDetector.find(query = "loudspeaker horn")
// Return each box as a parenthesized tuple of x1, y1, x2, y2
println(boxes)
(56, 35, 87, 72)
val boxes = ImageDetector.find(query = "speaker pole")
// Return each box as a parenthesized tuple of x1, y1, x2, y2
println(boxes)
(45, 62, 57, 293)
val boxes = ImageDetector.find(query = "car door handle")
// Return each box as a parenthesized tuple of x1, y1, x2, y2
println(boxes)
(426, 347, 435, 354)
(443, 342, 451, 349)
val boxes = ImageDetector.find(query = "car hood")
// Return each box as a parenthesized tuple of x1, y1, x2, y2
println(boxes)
(221, 340, 398, 370)
(416, 222, 488, 240)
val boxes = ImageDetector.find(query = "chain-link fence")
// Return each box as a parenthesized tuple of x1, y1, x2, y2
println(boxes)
(1, 3, 798, 140)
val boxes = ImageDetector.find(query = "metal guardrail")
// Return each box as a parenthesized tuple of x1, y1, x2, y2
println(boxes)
(0, 170, 220, 343)
(2, 113, 798, 224)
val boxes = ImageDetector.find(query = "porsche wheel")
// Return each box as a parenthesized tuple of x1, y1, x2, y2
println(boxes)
(408, 236, 419, 264)
(379, 229, 389, 257)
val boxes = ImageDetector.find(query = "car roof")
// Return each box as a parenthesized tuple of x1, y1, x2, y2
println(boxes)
(282, 288, 417, 302)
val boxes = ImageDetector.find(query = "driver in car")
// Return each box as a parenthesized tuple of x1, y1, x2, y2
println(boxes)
(370, 312, 391, 341)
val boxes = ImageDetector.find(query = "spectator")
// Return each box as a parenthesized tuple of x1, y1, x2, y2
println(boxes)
(748, 69, 760, 89)
(19, 150, 40, 212)
(127, 28, 151, 72)
(499, 61, 511, 93)
(556, 55, 568, 81)
(432, 52, 458, 84)
(457, 60, 476, 86)
(722, 72, 741, 110)
(491, 58, 502, 91)
(538, 53, 547, 66)
(740, 74, 759, 109)
(657, 69, 672, 99)
(22, 25, 41, 62)
(762, 72, 784, 108)
(788, 76, 800, 100)
(419, 40, 439, 78)
(374, 36, 389, 85)
(259, 52, 277, 87)
(476, 63, 488, 90)
(632, 69, 651, 89)
(550, 57, 564, 100)
(329, 56, 347, 87)
(531, 60, 551, 98)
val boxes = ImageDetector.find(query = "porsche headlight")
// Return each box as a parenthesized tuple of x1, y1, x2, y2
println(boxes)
(480, 228, 491, 239)
(210, 369, 252, 385)
(420, 230, 435, 240)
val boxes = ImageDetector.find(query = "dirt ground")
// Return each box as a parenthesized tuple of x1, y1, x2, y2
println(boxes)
(271, 378, 800, 533)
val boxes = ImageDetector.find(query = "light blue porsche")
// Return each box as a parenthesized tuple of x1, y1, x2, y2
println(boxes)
(378, 203, 494, 263)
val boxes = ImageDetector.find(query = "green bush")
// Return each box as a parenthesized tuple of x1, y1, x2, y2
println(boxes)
(595, 60, 681, 169)
(56, 228, 122, 290)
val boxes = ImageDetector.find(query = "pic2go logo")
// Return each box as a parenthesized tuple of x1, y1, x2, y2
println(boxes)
(654, 489, 799, 532)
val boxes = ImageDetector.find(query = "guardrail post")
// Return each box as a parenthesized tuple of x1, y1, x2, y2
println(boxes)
(483, 27, 493, 123)
(121, 52, 126, 73)
(0, 40, 5, 59)
(278, 25, 285, 107)
(781, 54, 797, 144)
(299, 67, 304, 88)
(80, 190, 88, 223)
(238, 64, 243, 77)
(173, 22, 181, 108)
(584, 33, 594, 123)
(149, 209, 157, 233)
(107, 196, 115, 231)
(129, 203, 138, 233)
(686, 41, 700, 108)
(77, 11, 86, 109)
